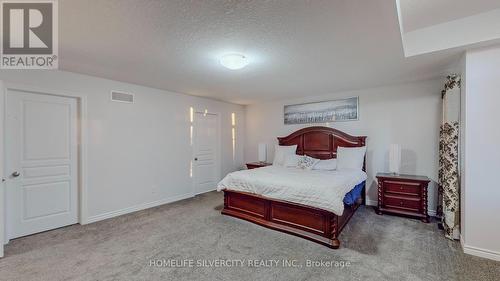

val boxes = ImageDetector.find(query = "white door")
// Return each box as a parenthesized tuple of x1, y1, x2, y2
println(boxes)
(193, 112, 219, 195)
(5, 89, 78, 239)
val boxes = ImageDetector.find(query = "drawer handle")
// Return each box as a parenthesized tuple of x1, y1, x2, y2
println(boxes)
(400, 200, 404, 206)
(400, 186, 403, 190)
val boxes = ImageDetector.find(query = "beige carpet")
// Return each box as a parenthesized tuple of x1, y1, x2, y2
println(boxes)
(0, 191, 499, 281)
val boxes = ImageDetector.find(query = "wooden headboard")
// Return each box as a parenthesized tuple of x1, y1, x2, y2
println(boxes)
(277, 126, 367, 171)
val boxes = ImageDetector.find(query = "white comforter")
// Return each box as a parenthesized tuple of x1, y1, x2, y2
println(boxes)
(217, 166, 367, 215)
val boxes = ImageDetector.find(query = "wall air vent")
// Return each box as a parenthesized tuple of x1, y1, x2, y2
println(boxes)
(110, 91, 134, 103)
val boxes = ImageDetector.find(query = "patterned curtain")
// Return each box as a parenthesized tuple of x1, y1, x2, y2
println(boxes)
(437, 74, 461, 240)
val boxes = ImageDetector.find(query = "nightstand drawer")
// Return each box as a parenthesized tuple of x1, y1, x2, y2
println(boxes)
(383, 195, 420, 211)
(384, 181, 421, 196)
(376, 173, 430, 222)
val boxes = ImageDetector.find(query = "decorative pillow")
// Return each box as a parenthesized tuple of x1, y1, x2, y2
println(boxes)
(297, 155, 320, 170)
(272, 145, 297, 166)
(312, 158, 338, 171)
(337, 146, 367, 170)
(283, 154, 300, 168)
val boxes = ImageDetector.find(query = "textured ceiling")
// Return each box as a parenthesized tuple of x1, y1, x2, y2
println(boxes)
(59, 0, 462, 104)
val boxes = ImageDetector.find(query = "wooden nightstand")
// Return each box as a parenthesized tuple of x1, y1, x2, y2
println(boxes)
(376, 173, 431, 223)
(246, 162, 272, 169)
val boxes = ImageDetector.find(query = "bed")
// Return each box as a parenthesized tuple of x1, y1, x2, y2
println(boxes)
(218, 126, 367, 249)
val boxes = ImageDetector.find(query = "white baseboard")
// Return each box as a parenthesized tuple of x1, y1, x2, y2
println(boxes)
(461, 234, 500, 261)
(364, 198, 436, 216)
(462, 243, 500, 261)
(194, 188, 216, 196)
(84, 193, 194, 224)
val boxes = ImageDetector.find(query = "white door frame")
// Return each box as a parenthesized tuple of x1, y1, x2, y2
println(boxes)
(1, 82, 89, 247)
(191, 109, 222, 195)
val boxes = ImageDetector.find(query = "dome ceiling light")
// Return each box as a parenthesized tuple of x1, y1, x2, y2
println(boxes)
(220, 54, 249, 70)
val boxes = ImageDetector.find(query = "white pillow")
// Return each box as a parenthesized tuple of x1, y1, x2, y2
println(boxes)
(312, 158, 337, 171)
(273, 145, 297, 166)
(337, 146, 366, 170)
(284, 154, 300, 168)
(297, 155, 320, 170)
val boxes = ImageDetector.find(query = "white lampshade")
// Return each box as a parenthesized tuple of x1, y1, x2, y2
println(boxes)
(389, 144, 401, 174)
(258, 143, 267, 163)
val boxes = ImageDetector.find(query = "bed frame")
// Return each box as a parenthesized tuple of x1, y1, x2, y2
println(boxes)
(221, 126, 367, 249)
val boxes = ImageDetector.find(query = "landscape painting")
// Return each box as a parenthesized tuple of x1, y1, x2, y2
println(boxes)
(284, 97, 358, 125)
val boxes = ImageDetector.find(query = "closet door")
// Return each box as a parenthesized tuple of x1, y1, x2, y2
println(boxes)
(192, 112, 220, 195)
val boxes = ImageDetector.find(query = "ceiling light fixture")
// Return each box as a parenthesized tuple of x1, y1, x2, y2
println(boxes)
(220, 54, 249, 70)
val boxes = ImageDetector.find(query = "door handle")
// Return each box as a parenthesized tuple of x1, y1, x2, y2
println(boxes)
(11, 171, 20, 178)
(194, 158, 198, 161)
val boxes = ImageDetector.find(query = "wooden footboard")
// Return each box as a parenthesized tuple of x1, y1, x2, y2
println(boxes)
(222, 126, 366, 249)
(221, 190, 361, 249)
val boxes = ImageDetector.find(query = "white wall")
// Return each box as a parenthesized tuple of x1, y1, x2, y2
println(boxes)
(461, 45, 500, 260)
(459, 53, 467, 249)
(0, 70, 245, 223)
(0, 80, 4, 256)
(245, 79, 442, 212)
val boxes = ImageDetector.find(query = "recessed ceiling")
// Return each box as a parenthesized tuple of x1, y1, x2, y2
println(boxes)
(398, 0, 500, 57)
(59, 0, 468, 104)
(399, 0, 500, 32)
